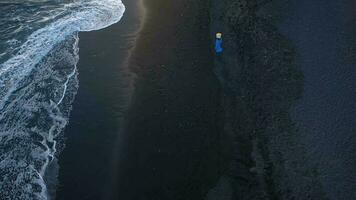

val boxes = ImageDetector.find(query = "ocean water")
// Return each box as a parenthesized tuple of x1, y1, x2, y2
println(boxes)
(0, 1, 125, 199)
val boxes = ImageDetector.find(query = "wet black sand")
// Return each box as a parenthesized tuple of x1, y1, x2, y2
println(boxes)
(56, 0, 141, 199)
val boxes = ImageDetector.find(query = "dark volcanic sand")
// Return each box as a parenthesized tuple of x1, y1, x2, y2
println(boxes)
(278, 0, 356, 199)
(113, 0, 223, 199)
(56, 0, 223, 199)
(56, 0, 141, 199)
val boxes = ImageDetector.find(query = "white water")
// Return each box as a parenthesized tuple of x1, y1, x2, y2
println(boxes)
(0, 1, 125, 199)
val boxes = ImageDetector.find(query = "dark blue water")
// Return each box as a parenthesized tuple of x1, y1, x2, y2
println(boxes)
(0, 1, 125, 199)
(278, 0, 356, 199)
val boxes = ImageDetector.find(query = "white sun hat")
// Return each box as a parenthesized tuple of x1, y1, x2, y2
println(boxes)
(216, 32, 222, 39)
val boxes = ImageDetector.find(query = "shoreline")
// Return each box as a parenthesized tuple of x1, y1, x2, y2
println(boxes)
(55, 0, 142, 199)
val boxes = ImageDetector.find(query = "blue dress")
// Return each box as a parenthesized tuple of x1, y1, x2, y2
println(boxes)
(215, 39, 223, 53)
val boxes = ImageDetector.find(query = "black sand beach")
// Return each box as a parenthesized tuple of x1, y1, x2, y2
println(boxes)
(1, 0, 355, 199)
(55, 0, 356, 199)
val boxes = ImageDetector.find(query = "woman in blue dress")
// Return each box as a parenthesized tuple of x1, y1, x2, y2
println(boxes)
(215, 32, 223, 54)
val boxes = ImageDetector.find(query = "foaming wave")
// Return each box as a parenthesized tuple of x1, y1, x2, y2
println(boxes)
(0, 0, 125, 109)
(0, 34, 79, 200)
(0, 0, 125, 199)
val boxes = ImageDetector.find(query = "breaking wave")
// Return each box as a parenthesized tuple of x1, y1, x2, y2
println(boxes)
(0, 0, 125, 199)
